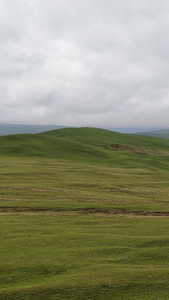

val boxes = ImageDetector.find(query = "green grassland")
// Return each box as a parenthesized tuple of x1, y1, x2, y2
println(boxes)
(1, 128, 169, 299)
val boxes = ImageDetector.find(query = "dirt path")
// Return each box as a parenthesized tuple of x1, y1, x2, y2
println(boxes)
(1, 207, 169, 217)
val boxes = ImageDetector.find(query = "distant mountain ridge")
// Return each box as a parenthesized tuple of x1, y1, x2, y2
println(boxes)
(0, 124, 68, 136)
(136, 129, 169, 139)
(105, 127, 169, 134)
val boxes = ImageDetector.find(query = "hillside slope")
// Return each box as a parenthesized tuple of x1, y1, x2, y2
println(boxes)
(0, 127, 169, 169)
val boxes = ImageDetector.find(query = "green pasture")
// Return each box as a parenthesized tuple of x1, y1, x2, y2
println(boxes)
(0, 156, 169, 213)
(0, 128, 169, 299)
(1, 213, 169, 300)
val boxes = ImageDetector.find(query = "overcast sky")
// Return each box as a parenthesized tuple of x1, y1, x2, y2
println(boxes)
(1, 0, 169, 128)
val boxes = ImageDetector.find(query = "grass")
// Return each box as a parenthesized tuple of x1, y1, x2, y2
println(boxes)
(1, 213, 169, 299)
(1, 127, 169, 299)
(0, 156, 169, 213)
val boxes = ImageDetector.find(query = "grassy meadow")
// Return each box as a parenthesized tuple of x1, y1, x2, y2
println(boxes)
(1, 127, 169, 299)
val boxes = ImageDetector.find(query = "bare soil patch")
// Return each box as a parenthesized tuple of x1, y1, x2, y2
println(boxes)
(1, 207, 169, 217)
(111, 144, 147, 154)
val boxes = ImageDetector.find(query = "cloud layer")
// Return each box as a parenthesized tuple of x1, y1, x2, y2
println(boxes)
(1, 0, 169, 127)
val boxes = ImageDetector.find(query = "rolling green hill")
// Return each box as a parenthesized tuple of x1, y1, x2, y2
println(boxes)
(0, 127, 169, 170)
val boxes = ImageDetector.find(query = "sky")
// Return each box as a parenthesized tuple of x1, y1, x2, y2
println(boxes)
(1, 0, 169, 128)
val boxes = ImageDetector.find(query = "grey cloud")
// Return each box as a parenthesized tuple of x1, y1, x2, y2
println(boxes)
(1, 0, 169, 127)
(0, 52, 48, 79)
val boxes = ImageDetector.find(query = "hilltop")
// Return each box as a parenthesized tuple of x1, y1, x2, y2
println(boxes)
(0, 123, 168, 136)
